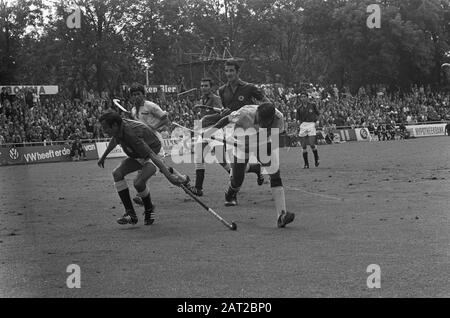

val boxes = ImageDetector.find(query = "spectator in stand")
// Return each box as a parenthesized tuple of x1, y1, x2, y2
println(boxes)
(69, 128, 87, 161)
(12, 130, 22, 146)
(1, 87, 10, 109)
(25, 88, 34, 109)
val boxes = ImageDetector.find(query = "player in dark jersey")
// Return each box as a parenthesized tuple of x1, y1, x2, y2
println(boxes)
(97, 112, 186, 226)
(189, 78, 230, 196)
(296, 92, 320, 168)
(189, 61, 269, 195)
(69, 129, 87, 161)
(218, 60, 270, 111)
(218, 59, 270, 184)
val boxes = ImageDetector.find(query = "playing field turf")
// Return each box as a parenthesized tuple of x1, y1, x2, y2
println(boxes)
(1, 137, 449, 297)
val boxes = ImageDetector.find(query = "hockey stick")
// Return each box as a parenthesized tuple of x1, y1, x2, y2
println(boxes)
(193, 104, 222, 113)
(112, 99, 130, 113)
(177, 88, 197, 97)
(169, 167, 237, 231)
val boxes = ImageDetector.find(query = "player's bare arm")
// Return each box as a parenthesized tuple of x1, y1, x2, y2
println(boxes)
(152, 113, 170, 131)
(131, 136, 183, 186)
(202, 116, 231, 139)
(97, 137, 118, 168)
(147, 148, 184, 186)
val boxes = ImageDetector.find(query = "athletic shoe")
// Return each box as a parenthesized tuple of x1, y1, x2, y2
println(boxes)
(277, 211, 295, 228)
(190, 187, 203, 197)
(256, 172, 264, 186)
(133, 196, 144, 206)
(304, 164, 309, 169)
(315, 160, 320, 167)
(117, 210, 138, 225)
(224, 189, 237, 206)
(144, 208, 155, 225)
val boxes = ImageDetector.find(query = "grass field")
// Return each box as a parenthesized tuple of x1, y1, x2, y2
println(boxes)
(1, 137, 449, 297)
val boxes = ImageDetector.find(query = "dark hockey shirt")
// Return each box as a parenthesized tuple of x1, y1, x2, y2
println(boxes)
(113, 119, 161, 160)
(296, 101, 320, 123)
(218, 79, 266, 111)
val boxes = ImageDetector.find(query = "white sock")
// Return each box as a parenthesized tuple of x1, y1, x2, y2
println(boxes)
(271, 186, 286, 218)
(115, 179, 128, 192)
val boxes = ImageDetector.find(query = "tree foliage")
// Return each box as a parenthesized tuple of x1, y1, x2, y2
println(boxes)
(0, 0, 449, 93)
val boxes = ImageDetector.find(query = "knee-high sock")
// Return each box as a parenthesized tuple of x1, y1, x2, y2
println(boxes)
(195, 168, 205, 189)
(247, 163, 261, 174)
(312, 148, 319, 162)
(219, 162, 231, 173)
(137, 187, 153, 211)
(115, 180, 134, 212)
(302, 151, 309, 166)
(271, 186, 286, 218)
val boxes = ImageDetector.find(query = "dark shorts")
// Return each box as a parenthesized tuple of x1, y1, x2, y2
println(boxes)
(201, 113, 222, 128)
(153, 141, 162, 156)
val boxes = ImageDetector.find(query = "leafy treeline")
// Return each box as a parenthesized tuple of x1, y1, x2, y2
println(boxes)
(1, 0, 449, 93)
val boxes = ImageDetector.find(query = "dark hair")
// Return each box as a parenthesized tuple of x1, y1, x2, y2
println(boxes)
(201, 77, 213, 87)
(130, 82, 145, 95)
(99, 111, 122, 127)
(257, 103, 275, 121)
(224, 59, 240, 72)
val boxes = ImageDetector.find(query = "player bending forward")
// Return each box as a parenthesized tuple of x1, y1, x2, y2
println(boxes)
(205, 103, 295, 228)
(97, 112, 186, 225)
(189, 78, 264, 196)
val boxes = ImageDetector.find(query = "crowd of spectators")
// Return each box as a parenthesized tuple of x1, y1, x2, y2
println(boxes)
(1, 83, 449, 146)
(0, 87, 112, 145)
(262, 84, 450, 135)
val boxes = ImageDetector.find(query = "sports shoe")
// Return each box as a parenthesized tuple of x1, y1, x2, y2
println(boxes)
(133, 196, 144, 206)
(117, 210, 138, 225)
(304, 164, 309, 169)
(256, 172, 264, 186)
(190, 187, 203, 197)
(144, 208, 155, 225)
(315, 160, 320, 167)
(277, 211, 295, 228)
(224, 188, 237, 206)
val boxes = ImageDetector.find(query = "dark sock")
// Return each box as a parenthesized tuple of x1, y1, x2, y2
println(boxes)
(226, 186, 238, 197)
(303, 152, 309, 166)
(313, 149, 319, 162)
(248, 163, 261, 175)
(118, 188, 135, 213)
(219, 163, 230, 173)
(195, 169, 205, 189)
(141, 194, 153, 211)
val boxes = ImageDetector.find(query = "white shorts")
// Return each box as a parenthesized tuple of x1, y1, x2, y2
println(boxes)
(154, 131, 166, 156)
(299, 122, 316, 137)
(136, 158, 157, 169)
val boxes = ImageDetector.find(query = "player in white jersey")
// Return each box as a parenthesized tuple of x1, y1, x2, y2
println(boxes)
(129, 83, 170, 147)
(203, 103, 295, 228)
(128, 83, 171, 206)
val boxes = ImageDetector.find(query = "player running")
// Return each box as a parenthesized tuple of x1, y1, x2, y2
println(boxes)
(189, 60, 269, 196)
(97, 112, 186, 226)
(204, 103, 295, 228)
(127, 83, 171, 205)
(296, 91, 320, 169)
(189, 77, 230, 196)
(129, 83, 170, 147)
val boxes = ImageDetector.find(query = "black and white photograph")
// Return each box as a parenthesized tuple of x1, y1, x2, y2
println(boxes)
(0, 0, 449, 302)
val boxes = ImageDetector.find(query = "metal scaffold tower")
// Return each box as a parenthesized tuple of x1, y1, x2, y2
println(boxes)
(176, 37, 244, 90)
